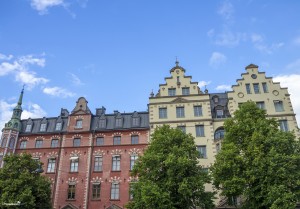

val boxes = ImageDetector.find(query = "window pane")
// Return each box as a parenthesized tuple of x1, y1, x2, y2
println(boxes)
(194, 106, 202, 117)
(130, 155, 138, 170)
(214, 129, 225, 141)
(70, 161, 79, 172)
(111, 183, 120, 200)
(274, 101, 284, 112)
(113, 136, 121, 145)
(216, 109, 224, 118)
(20, 141, 27, 149)
(168, 88, 176, 96)
(279, 120, 289, 132)
(76, 120, 82, 128)
(112, 156, 121, 171)
(40, 123, 46, 132)
(68, 185, 76, 199)
(196, 146, 207, 158)
(182, 87, 190, 95)
(176, 107, 185, 118)
(92, 184, 101, 199)
(47, 159, 56, 173)
(246, 84, 251, 94)
(51, 139, 59, 148)
(256, 102, 265, 110)
(55, 122, 62, 131)
(253, 83, 260, 94)
(177, 126, 186, 133)
(132, 117, 140, 126)
(131, 135, 139, 144)
(73, 138, 81, 147)
(159, 108, 167, 119)
(94, 157, 103, 171)
(25, 124, 32, 132)
(35, 140, 43, 148)
(96, 137, 104, 146)
(262, 82, 268, 93)
(195, 125, 205, 137)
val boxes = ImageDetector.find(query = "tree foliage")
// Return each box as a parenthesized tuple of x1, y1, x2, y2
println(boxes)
(211, 101, 300, 209)
(0, 153, 52, 209)
(127, 125, 214, 209)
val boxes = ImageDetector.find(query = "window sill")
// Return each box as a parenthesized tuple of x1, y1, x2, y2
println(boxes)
(111, 170, 121, 172)
(93, 171, 103, 173)
(69, 171, 79, 173)
(110, 199, 120, 201)
(46, 172, 55, 174)
(66, 199, 76, 201)
(74, 127, 83, 130)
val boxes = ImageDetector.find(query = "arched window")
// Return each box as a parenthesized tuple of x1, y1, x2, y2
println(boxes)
(214, 128, 225, 142)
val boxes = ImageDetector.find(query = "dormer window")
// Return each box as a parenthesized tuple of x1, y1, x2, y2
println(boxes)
(25, 124, 32, 132)
(132, 117, 140, 127)
(40, 123, 47, 132)
(115, 118, 122, 127)
(55, 122, 62, 131)
(99, 119, 106, 128)
(75, 120, 82, 128)
(213, 96, 219, 103)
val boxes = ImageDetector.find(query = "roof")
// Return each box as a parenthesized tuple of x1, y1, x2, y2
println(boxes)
(245, 63, 259, 69)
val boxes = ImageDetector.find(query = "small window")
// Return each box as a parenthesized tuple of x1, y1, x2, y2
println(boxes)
(55, 122, 62, 131)
(195, 125, 205, 137)
(96, 137, 104, 146)
(253, 83, 260, 94)
(213, 96, 219, 103)
(131, 135, 139, 144)
(130, 155, 138, 170)
(94, 157, 103, 172)
(262, 82, 268, 93)
(256, 102, 265, 110)
(176, 107, 185, 118)
(246, 84, 251, 94)
(51, 139, 59, 148)
(159, 108, 167, 119)
(279, 120, 289, 132)
(182, 87, 190, 95)
(99, 119, 106, 128)
(35, 140, 43, 148)
(92, 184, 101, 199)
(113, 136, 121, 145)
(196, 146, 207, 158)
(75, 120, 82, 128)
(194, 106, 202, 117)
(274, 100, 284, 112)
(168, 88, 176, 96)
(68, 184, 76, 199)
(177, 126, 186, 133)
(112, 156, 121, 171)
(115, 118, 122, 127)
(47, 159, 56, 173)
(73, 138, 81, 147)
(20, 141, 27, 149)
(111, 183, 120, 200)
(40, 123, 46, 132)
(216, 109, 224, 118)
(25, 124, 32, 132)
(70, 160, 79, 172)
(132, 117, 140, 126)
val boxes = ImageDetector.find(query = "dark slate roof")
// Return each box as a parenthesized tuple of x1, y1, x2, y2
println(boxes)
(209, 93, 231, 119)
(245, 63, 259, 69)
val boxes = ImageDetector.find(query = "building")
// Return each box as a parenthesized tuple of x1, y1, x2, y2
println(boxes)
(0, 62, 299, 209)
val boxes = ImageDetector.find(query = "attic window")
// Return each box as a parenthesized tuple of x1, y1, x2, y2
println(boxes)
(40, 123, 47, 132)
(55, 122, 62, 131)
(25, 124, 32, 132)
(75, 120, 82, 128)
(116, 118, 122, 127)
(132, 117, 140, 126)
(213, 96, 219, 103)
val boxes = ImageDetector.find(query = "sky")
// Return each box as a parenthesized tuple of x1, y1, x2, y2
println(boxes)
(1, 0, 300, 129)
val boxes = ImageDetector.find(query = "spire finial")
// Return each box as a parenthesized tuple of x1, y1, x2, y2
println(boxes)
(175, 57, 179, 66)
(18, 85, 25, 105)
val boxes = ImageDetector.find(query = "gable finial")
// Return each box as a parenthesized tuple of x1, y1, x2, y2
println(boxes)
(175, 56, 179, 66)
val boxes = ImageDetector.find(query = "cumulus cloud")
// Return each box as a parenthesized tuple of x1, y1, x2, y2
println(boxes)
(0, 53, 13, 60)
(218, 0, 234, 22)
(209, 52, 227, 67)
(30, 0, 65, 14)
(215, 85, 232, 91)
(43, 86, 75, 98)
(198, 81, 211, 89)
(69, 73, 84, 85)
(251, 33, 284, 54)
(273, 74, 300, 126)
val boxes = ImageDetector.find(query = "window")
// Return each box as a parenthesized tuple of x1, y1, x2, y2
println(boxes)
(253, 83, 260, 94)
(216, 109, 224, 118)
(55, 122, 62, 131)
(196, 146, 207, 158)
(9, 137, 15, 149)
(75, 120, 82, 128)
(94, 157, 103, 172)
(111, 183, 120, 200)
(176, 107, 185, 118)
(262, 82, 268, 93)
(194, 106, 202, 117)
(73, 138, 81, 147)
(92, 184, 101, 199)
(40, 123, 46, 132)
(195, 125, 205, 137)
(113, 136, 121, 145)
(177, 126, 186, 133)
(70, 159, 79, 172)
(159, 108, 167, 119)
(279, 120, 289, 132)
(246, 84, 251, 94)
(20, 141, 27, 149)
(274, 100, 284, 112)
(182, 87, 190, 95)
(99, 119, 106, 128)
(47, 159, 56, 173)
(131, 135, 139, 144)
(132, 117, 140, 126)
(214, 128, 225, 141)
(256, 102, 265, 110)
(35, 140, 43, 148)
(51, 139, 59, 148)
(112, 156, 121, 171)
(115, 118, 122, 127)
(68, 184, 76, 199)
(168, 88, 176, 96)
(96, 137, 104, 146)
(25, 124, 32, 132)
(130, 155, 138, 170)
(213, 96, 219, 103)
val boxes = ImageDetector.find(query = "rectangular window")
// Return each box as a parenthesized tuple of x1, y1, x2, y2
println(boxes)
(177, 126, 186, 133)
(194, 106, 203, 117)
(159, 108, 167, 119)
(75, 120, 82, 128)
(274, 100, 284, 112)
(70, 160, 79, 172)
(20, 141, 27, 149)
(176, 107, 185, 118)
(112, 156, 121, 171)
(253, 83, 260, 94)
(195, 125, 205, 137)
(168, 88, 176, 96)
(55, 122, 62, 131)
(92, 184, 101, 199)
(196, 145, 207, 158)
(182, 87, 190, 95)
(132, 117, 140, 126)
(47, 159, 56, 173)
(25, 124, 32, 132)
(115, 118, 122, 127)
(35, 140, 43, 148)
(68, 184, 76, 199)
(246, 84, 251, 94)
(51, 139, 59, 148)
(216, 109, 224, 118)
(96, 137, 104, 146)
(256, 102, 265, 110)
(73, 138, 81, 147)
(131, 135, 139, 144)
(113, 136, 121, 145)
(111, 183, 120, 200)
(130, 155, 138, 170)
(99, 119, 106, 128)
(40, 123, 46, 132)
(94, 157, 103, 172)
(262, 82, 268, 93)
(279, 120, 289, 132)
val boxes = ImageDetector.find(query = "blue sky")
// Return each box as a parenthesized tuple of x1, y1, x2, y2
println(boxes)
(1, 0, 300, 129)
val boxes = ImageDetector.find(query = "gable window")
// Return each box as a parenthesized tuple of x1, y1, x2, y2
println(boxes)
(130, 155, 138, 170)
(168, 88, 176, 96)
(176, 107, 185, 118)
(177, 126, 186, 133)
(113, 136, 121, 145)
(262, 82, 268, 93)
(92, 184, 101, 199)
(131, 135, 139, 144)
(112, 155, 121, 171)
(279, 120, 289, 132)
(111, 183, 120, 200)
(25, 124, 32, 132)
(194, 106, 202, 117)
(35, 140, 43, 148)
(96, 137, 104, 146)
(51, 139, 59, 148)
(159, 108, 167, 119)
(99, 119, 106, 128)
(40, 123, 47, 132)
(253, 83, 260, 94)
(246, 84, 251, 94)
(182, 87, 190, 95)
(47, 159, 56, 173)
(75, 120, 82, 128)
(256, 102, 265, 110)
(115, 118, 122, 127)
(196, 145, 207, 158)
(274, 100, 284, 112)
(70, 158, 79, 172)
(68, 184, 76, 200)
(55, 122, 62, 131)
(195, 125, 205, 137)
(94, 157, 103, 172)
(20, 141, 27, 149)
(73, 138, 81, 147)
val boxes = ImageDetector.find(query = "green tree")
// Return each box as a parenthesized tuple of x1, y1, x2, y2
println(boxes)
(0, 153, 52, 209)
(127, 125, 215, 209)
(211, 101, 300, 209)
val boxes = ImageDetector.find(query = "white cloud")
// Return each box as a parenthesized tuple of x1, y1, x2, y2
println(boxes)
(15, 71, 49, 89)
(218, 0, 234, 22)
(215, 85, 232, 91)
(22, 103, 47, 119)
(30, 0, 65, 14)
(0, 100, 15, 131)
(210, 28, 247, 47)
(198, 81, 211, 89)
(251, 33, 284, 54)
(69, 73, 84, 85)
(0, 53, 13, 60)
(273, 74, 300, 126)
(251, 33, 264, 43)
(209, 52, 227, 67)
(43, 86, 75, 98)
